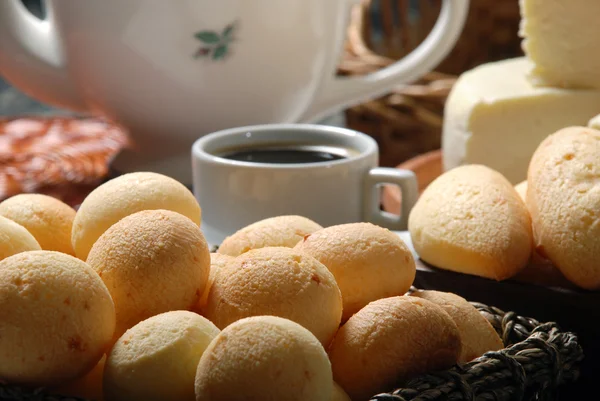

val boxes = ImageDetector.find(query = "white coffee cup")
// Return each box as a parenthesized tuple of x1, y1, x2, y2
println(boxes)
(0, 0, 469, 183)
(192, 124, 418, 245)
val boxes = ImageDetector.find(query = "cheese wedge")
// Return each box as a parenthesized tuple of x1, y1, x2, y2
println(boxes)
(442, 57, 600, 184)
(519, 0, 600, 89)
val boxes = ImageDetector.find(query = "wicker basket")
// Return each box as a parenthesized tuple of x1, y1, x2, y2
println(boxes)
(371, 299, 583, 401)
(0, 296, 583, 401)
(339, 0, 523, 167)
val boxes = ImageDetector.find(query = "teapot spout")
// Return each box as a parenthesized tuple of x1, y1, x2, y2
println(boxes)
(0, 0, 87, 112)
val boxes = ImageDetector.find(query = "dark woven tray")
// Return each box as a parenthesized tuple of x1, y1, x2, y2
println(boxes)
(0, 295, 583, 401)
(371, 302, 583, 401)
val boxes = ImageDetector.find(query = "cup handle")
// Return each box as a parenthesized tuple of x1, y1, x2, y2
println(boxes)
(363, 167, 418, 231)
(300, 0, 469, 123)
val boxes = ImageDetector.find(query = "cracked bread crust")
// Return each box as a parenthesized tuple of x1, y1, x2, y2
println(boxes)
(328, 296, 461, 401)
(217, 215, 323, 257)
(194, 316, 333, 401)
(409, 290, 503, 363)
(294, 222, 416, 321)
(408, 164, 533, 280)
(203, 247, 342, 347)
(527, 126, 600, 290)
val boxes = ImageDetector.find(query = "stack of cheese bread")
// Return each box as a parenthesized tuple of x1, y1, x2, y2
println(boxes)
(442, 0, 600, 184)
(0, 172, 506, 401)
(412, 125, 600, 291)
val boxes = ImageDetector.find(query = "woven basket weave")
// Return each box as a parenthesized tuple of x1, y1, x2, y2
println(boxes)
(0, 296, 583, 401)
(370, 300, 583, 401)
(339, 0, 523, 167)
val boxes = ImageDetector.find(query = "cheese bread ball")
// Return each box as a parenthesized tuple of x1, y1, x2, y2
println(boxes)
(218, 215, 323, 256)
(86, 210, 210, 341)
(0, 194, 75, 255)
(195, 316, 333, 401)
(409, 165, 533, 280)
(328, 296, 461, 401)
(204, 247, 342, 347)
(331, 381, 351, 401)
(512, 182, 551, 266)
(515, 181, 528, 203)
(0, 215, 41, 261)
(196, 253, 233, 312)
(72, 172, 201, 260)
(104, 311, 219, 401)
(527, 126, 600, 289)
(294, 223, 416, 321)
(0, 251, 115, 386)
(51, 355, 106, 401)
(410, 290, 503, 363)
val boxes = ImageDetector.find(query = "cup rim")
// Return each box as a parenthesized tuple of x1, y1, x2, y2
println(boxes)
(191, 123, 378, 169)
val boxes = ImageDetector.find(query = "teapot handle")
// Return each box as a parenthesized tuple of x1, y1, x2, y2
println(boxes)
(0, 0, 86, 111)
(300, 0, 469, 123)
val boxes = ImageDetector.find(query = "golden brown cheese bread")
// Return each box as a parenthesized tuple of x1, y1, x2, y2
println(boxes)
(328, 296, 461, 401)
(0, 215, 41, 261)
(72, 172, 201, 260)
(512, 181, 551, 268)
(196, 253, 234, 312)
(195, 316, 333, 401)
(0, 194, 76, 255)
(409, 164, 533, 280)
(203, 247, 342, 347)
(409, 290, 503, 363)
(50, 355, 106, 401)
(104, 311, 219, 401)
(527, 126, 600, 290)
(294, 222, 416, 321)
(0, 251, 115, 387)
(218, 215, 323, 256)
(86, 209, 210, 342)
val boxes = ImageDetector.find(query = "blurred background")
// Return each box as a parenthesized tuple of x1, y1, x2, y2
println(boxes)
(0, 0, 68, 116)
(1, 0, 524, 203)
(1, 0, 523, 122)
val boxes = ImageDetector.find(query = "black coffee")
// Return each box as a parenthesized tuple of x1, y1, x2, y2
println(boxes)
(220, 145, 351, 164)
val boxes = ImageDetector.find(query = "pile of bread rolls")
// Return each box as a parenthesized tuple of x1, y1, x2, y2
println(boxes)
(409, 126, 600, 291)
(0, 171, 505, 401)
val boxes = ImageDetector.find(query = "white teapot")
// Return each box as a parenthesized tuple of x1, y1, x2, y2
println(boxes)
(0, 0, 468, 183)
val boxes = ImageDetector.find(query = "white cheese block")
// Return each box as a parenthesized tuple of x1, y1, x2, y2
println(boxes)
(519, 0, 600, 89)
(442, 57, 600, 184)
(589, 114, 600, 130)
